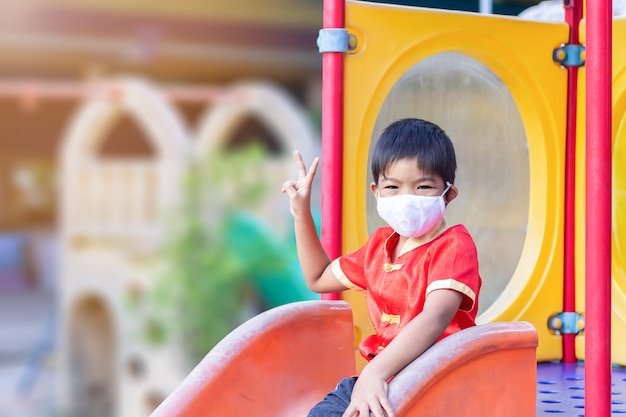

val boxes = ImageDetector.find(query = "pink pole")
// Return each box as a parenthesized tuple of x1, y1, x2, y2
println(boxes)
(585, 0, 612, 415)
(320, 0, 344, 300)
(562, 0, 584, 363)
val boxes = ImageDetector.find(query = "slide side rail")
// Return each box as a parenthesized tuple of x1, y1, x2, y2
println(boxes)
(388, 321, 538, 417)
(150, 300, 355, 417)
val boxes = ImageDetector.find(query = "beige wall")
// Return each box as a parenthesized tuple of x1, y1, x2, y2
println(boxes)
(12, 0, 322, 27)
(0, 0, 322, 85)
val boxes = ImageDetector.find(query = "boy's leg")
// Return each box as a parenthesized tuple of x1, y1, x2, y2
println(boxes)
(307, 377, 357, 417)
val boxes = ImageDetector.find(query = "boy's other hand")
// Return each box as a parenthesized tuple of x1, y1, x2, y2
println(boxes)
(342, 370, 395, 417)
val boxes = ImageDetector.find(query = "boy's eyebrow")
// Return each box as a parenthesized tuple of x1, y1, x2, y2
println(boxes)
(380, 174, 401, 183)
(380, 174, 438, 183)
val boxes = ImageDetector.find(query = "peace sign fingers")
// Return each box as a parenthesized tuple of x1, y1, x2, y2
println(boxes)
(294, 150, 319, 189)
(281, 150, 319, 218)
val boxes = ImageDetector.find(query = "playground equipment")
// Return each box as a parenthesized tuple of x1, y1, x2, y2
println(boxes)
(151, 1, 625, 417)
(194, 80, 321, 236)
(386, 321, 537, 416)
(193, 80, 322, 306)
(325, 0, 621, 415)
(337, 2, 569, 365)
(55, 76, 321, 417)
(151, 302, 539, 417)
(59, 77, 192, 417)
(150, 301, 355, 417)
(225, 213, 317, 308)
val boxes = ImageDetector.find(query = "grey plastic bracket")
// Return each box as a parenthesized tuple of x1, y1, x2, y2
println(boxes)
(553, 43, 586, 67)
(317, 28, 350, 53)
(547, 311, 585, 335)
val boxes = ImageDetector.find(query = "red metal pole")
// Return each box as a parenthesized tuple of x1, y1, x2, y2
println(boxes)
(320, 0, 344, 300)
(562, 0, 584, 364)
(585, 0, 612, 415)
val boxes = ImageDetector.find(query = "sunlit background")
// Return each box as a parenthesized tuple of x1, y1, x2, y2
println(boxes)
(0, 1, 559, 416)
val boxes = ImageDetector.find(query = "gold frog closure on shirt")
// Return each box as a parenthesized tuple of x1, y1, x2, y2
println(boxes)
(383, 263, 403, 272)
(381, 312, 401, 325)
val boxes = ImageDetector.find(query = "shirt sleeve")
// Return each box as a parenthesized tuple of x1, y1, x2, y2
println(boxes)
(331, 229, 384, 291)
(425, 227, 482, 312)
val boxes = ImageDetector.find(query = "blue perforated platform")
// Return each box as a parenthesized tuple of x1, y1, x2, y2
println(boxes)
(537, 362, 626, 416)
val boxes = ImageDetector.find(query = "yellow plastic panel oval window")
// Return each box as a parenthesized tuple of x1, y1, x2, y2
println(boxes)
(576, 18, 626, 365)
(342, 1, 568, 363)
(367, 52, 529, 319)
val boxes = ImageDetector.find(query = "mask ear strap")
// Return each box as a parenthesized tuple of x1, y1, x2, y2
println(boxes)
(442, 181, 452, 196)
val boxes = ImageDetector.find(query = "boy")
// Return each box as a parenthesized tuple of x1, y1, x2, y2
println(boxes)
(281, 118, 482, 417)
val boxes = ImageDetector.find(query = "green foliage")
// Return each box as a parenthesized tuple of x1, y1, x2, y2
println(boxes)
(149, 144, 271, 365)
(308, 107, 322, 135)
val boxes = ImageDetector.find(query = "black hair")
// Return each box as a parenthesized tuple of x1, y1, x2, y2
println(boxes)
(371, 118, 457, 186)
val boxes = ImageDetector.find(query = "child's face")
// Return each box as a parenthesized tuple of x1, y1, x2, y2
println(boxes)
(370, 157, 458, 204)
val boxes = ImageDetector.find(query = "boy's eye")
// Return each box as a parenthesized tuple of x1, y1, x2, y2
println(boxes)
(417, 185, 433, 190)
(384, 185, 398, 189)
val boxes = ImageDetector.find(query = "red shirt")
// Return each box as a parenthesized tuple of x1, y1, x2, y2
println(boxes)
(331, 224, 482, 360)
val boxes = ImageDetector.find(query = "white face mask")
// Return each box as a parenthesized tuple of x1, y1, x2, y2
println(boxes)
(376, 182, 451, 238)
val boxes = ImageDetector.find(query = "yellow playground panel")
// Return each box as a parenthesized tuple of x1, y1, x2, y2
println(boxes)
(341, 0, 570, 366)
(574, 18, 626, 364)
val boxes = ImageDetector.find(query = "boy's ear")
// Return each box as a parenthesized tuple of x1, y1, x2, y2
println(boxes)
(370, 182, 378, 198)
(445, 184, 459, 205)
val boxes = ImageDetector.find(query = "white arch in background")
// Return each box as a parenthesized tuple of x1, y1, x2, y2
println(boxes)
(194, 81, 321, 233)
(195, 81, 319, 157)
(59, 77, 191, 239)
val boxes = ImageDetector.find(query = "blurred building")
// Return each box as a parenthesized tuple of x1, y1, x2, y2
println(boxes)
(0, 0, 322, 231)
(0, 1, 322, 417)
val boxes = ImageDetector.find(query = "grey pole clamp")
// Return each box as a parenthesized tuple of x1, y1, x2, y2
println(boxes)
(553, 44, 586, 67)
(547, 311, 585, 335)
(317, 28, 350, 53)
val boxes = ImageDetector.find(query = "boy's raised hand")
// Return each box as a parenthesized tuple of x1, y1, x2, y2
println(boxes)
(281, 150, 319, 218)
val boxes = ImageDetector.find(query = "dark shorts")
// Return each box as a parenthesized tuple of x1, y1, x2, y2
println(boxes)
(307, 377, 358, 417)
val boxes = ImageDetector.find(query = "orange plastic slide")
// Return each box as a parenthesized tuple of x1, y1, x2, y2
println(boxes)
(150, 300, 356, 417)
(151, 302, 538, 417)
(388, 321, 538, 417)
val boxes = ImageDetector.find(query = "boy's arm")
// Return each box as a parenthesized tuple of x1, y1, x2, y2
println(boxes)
(343, 289, 463, 417)
(282, 151, 348, 294)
